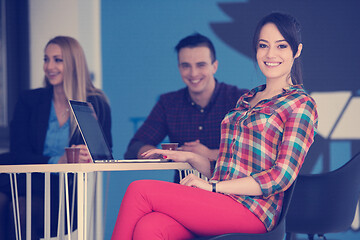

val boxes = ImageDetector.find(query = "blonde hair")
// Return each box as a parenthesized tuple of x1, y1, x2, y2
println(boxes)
(43, 36, 107, 136)
(44, 36, 104, 99)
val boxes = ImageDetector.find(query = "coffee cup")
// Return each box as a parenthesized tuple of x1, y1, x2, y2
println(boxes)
(65, 147, 81, 163)
(161, 143, 179, 151)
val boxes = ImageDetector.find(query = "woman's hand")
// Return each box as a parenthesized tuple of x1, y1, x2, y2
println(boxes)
(141, 148, 195, 162)
(180, 174, 212, 192)
(58, 154, 67, 164)
(142, 148, 212, 178)
(71, 144, 92, 163)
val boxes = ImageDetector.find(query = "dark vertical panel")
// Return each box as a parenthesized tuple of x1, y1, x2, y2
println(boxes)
(0, 0, 29, 150)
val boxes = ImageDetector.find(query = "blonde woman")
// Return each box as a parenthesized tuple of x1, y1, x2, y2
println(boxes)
(41, 36, 112, 164)
(0, 36, 112, 239)
(8, 36, 112, 165)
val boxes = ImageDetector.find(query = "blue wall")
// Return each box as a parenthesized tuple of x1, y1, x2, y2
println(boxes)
(101, 0, 360, 239)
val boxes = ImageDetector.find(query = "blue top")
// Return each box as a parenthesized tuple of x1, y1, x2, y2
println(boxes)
(43, 101, 69, 164)
(9, 87, 112, 165)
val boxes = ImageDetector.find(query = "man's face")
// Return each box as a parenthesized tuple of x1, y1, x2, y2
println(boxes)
(178, 46, 218, 96)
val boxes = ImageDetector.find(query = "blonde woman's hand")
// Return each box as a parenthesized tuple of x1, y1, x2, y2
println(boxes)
(58, 154, 67, 164)
(180, 174, 212, 192)
(71, 144, 92, 163)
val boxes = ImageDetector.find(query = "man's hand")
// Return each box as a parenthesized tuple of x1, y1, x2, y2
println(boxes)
(178, 140, 219, 160)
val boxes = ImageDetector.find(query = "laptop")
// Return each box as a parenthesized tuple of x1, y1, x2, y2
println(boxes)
(69, 100, 169, 163)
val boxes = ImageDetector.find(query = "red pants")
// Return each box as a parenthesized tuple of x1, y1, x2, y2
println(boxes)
(111, 180, 266, 240)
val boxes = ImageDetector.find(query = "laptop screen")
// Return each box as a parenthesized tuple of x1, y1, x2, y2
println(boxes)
(69, 100, 113, 162)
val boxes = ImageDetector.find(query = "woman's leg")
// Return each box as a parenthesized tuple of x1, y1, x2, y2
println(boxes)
(133, 212, 194, 240)
(111, 180, 265, 240)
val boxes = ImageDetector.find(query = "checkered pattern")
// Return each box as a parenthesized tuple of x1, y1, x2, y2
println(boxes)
(211, 84, 318, 231)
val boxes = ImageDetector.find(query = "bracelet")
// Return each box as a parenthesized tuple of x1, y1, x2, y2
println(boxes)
(212, 182, 217, 193)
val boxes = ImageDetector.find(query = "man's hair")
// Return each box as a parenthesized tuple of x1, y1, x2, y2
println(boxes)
(175, 33, 216, 63)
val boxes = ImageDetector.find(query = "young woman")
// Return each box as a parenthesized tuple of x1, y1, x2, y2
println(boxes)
(111, 12, 318, 239)
(0, 36, 112, 239)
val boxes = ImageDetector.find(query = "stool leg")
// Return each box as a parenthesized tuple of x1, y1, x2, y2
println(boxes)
(26, 173, 31, 240)
(10, 173, 21, 240)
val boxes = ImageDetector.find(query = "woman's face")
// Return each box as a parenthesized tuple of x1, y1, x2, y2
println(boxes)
(256, 23, 301, 83)
(43, 43, 64, 87)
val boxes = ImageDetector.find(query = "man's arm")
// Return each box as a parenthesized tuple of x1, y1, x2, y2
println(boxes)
(124, 98, 168, 159)
(178, 140, 219, 160)
(137, 145, 156, 159)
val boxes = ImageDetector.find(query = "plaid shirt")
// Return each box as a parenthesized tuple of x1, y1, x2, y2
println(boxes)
(124, 80, 248, 159)
(211, 84, 318, 231)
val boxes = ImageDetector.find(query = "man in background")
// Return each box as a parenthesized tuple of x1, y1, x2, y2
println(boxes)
(124, 33, 248, 173)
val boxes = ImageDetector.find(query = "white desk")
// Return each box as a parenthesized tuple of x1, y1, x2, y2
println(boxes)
(0, 162, 192, 240)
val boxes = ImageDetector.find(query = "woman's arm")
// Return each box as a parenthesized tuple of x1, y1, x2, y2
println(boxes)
(10, 89, 52, 164)
(142, 149, 212, 178)
(181, 96, 317, 197)
(180, 174, 263, 196)
(251, 97, 318, 197)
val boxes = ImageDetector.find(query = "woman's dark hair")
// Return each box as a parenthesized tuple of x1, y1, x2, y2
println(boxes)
(253, 12, 303, 85)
